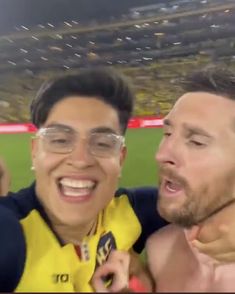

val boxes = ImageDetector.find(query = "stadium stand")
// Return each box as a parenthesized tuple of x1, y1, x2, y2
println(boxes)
(0, 0, 235, 122)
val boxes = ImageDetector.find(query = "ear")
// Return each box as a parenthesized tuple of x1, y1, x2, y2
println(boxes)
(119, 145, 127, 167)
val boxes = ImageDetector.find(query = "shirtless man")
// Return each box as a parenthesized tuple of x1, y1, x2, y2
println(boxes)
(92, 66, 235, 292)
(147, 66, 235, 291)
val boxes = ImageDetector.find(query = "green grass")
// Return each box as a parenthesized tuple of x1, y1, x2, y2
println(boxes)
(0, 133, 34, 191)
(0, 128, 163, 192)
(120, 128, 163, 188)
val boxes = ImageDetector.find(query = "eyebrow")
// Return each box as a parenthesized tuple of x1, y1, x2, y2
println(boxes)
(182, 123, 213, 138)
(45, 123, 73, 130)
(44, 123, 118, 135)
(91, 127, 118, 135)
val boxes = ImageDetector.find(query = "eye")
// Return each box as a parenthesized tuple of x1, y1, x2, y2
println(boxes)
(189, 140, 205, 147)
(52, 138, 68, 144)
(95, 138, 114, 149)
(91, 134, 118, 150)
(48, 134, 71, 145)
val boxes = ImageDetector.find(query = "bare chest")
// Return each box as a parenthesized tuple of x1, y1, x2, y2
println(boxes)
(156, 257, 235, 292)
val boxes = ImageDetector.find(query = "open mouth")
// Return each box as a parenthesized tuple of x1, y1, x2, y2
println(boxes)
(165, 179, 182, 192)
(58, 177, 97, 199)
(162, 178, 183, 197)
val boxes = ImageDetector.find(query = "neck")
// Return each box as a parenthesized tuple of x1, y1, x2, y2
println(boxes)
(37, 194, 98, 245)
(183, 228, 217, 269)
(52, 218, 97, 245)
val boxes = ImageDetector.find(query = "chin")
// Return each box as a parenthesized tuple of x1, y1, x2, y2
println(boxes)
(158, 204, 173, 222)
(161, 206, 198, 227)
(66, 213, 88, 225)
(53, 211, 80, 226)
(158, 199, 180, 215)
(158, 204, 181, 223)
(159, 209, 175, 223)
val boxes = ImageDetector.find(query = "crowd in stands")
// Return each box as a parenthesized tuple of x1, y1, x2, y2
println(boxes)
(0, 0, 235, 122)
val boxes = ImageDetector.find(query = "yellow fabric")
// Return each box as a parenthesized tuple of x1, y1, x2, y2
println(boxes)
(15, 194, 141, 292)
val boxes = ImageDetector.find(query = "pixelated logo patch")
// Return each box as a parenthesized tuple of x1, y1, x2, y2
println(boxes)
(95, 231, 116, 269)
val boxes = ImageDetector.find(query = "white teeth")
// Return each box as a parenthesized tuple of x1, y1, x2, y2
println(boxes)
(63, 188, 90, 197)
(59, 178, 96, 198)
(167, 184, 177, 192)
(166, 180, 180, 192)
(60, 178, 95, 189)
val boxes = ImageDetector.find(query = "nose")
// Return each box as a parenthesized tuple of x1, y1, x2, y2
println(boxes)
(155, 137, 179, 167)
(66, 138, 96, 168)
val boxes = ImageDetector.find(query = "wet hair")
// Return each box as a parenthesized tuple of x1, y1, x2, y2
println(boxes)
(181, 65, 235, 101)
(30, 67, 135, 134)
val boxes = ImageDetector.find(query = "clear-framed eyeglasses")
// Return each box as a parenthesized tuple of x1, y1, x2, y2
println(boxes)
(35, 126, 125, 158)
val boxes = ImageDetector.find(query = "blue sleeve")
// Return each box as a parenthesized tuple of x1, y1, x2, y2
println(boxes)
(115, 186, 168, 253)
(0, 205, 25, 291)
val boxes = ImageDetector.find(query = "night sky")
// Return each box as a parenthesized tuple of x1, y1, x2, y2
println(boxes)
(0, 0, 165, 35)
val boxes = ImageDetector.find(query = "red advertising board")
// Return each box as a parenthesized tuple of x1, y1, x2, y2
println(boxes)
(0, 117, 163, 134)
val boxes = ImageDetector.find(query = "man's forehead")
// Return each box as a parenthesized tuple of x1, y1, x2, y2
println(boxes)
(166, 92, 235, 135)
(43, 97, 122, 133)
(169, 92, 235, 118)
(176, 91, 235, 107)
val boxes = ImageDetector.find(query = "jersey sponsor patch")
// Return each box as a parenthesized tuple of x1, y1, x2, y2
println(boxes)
(95, 231, 116, 268)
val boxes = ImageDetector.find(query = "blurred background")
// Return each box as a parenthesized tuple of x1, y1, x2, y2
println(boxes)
(0, 0, 234, 190)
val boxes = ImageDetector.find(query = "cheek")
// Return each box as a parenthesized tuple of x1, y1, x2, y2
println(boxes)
(100, 158, 122, 183)
(188, 163, 232, 197)
(34, 151, 64, 176)
(186, 155, 224, 182)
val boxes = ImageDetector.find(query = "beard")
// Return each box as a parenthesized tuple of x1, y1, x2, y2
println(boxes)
(157, 166, 235, 228)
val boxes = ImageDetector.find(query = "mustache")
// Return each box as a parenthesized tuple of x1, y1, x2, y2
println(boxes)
(158, 166, 188, 188)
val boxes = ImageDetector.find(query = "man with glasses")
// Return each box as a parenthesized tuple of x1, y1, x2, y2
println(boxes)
(0, 67, 167, 292)
(35, 125, 125, 158)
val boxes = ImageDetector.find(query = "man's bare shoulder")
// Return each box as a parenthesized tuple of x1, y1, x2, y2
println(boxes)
(146, 224, 184, 276)
(147, 224, 183, 247)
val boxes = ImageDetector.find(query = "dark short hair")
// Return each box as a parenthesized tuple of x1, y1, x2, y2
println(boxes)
(30, 67, 135, 134)
(181, 65, 235, 101)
